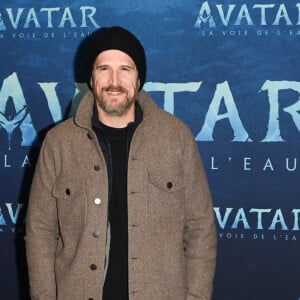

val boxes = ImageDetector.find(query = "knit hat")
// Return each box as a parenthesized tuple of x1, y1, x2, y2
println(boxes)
(87, 26, 146, 90)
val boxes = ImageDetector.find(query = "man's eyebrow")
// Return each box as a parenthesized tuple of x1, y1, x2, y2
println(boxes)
(121, 64, 135, 68)
(96, 63, 108, 67)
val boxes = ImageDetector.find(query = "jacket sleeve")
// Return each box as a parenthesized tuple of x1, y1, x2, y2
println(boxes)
(25, 134, 59, 300)
(182, 130, 217, 300)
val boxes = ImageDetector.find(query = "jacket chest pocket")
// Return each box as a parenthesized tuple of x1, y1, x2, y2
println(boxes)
(148, 169, 185, 222)
(52, 178, 87, 229)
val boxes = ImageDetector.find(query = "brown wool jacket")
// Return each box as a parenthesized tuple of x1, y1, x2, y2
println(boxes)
(25, 90, 217, 300)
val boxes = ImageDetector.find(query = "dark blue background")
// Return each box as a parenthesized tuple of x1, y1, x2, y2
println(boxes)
(0, 1, 299, 299)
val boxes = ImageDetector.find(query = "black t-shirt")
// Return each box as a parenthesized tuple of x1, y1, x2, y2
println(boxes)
(101, 124, 129, 300)
(92, 102, 143, 300)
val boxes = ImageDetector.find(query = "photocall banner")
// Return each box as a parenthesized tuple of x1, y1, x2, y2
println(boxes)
(0, 1, 299, 299)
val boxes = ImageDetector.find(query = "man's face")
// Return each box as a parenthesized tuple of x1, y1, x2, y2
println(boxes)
(90, 49, 140, 117)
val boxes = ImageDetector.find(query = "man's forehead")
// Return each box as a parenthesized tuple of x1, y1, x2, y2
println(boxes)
(94, 49, 136, 66)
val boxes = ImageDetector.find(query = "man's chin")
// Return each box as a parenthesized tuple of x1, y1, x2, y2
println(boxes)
(104, 106, 131, 116)
(100, 101, 134, 116)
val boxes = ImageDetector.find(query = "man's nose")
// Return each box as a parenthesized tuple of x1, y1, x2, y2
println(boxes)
(109, 70, 121, 86)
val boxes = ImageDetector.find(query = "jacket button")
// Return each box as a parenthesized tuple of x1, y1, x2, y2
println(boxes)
(87, 133, 93, 139)
(65, 188, 71, 195)
(94, 165, 100, 171)
(94, 198, 101, 205)
(167, 182, 173, 189)
(90, 264, 97, 271)
(93, 230, 100, 238)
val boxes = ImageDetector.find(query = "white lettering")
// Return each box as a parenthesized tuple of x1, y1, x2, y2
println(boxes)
(144, 82, 202, 114)
(196, 81, 251, 142)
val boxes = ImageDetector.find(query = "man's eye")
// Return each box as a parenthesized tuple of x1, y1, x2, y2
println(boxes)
(97, 66, 108, 71)
(121, 66, 131, 71)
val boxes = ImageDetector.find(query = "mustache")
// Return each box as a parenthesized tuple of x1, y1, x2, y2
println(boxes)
(102, 85, 127, 93)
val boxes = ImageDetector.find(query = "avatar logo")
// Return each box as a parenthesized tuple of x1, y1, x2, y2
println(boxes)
(1, 72, 300, 150)
(0, 6, 99, 31)
(0, 105, 28, 150)
(194, 1, 300, 28)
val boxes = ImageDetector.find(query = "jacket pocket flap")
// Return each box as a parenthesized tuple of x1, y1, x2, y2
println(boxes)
(52, 177, 83, 199)
(148, 169, 185, 193)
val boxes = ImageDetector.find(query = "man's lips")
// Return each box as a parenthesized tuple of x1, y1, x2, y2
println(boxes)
(104, 86, 127, 94)
(106, 90, 123, 95)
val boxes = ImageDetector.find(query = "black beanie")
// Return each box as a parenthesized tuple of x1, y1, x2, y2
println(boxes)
(87, 26, 146, 90)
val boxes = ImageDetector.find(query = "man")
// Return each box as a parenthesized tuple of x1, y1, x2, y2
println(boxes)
(26, 26, 217, 300)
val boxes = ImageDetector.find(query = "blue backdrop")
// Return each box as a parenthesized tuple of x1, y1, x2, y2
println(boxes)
(1, 1, 300, 299)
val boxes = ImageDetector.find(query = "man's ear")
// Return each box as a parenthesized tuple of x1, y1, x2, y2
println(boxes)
(89, 76, 93, 89)
(137, 78, 140, 90)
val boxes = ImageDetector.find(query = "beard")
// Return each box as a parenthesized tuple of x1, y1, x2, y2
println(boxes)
(95, 84, 137, 116)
